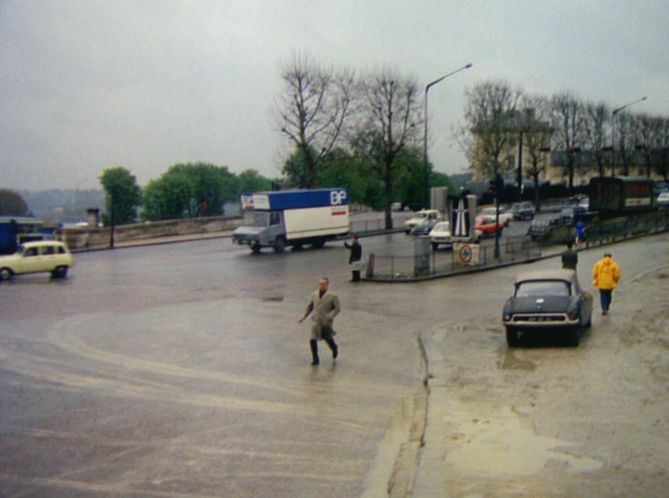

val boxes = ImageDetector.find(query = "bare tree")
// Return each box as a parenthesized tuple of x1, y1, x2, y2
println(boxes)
(518, 95, 552, 210)
(550, 92, 586, 190)
(583, 101, 610, 177)
(655, 117, 669, 180)
(462, 80, 521, 178)
(357, 69, 422, 229)
(635, 114, 669, 179)
(615, 111, 638, 176)
(276, 55, 357, 188)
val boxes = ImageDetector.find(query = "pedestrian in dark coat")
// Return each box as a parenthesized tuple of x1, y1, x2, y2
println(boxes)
(344, 234, 363, 282)
(561, 242, 578, 270)
(298, 277, 340, 365)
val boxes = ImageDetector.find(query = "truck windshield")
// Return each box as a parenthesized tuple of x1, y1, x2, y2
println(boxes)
(243, 211, 269, 227)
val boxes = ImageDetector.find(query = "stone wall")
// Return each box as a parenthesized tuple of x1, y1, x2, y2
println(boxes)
(63, 215, 243, 251)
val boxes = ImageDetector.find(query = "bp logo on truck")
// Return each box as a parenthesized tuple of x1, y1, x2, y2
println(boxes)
(330, 190, 347, 205)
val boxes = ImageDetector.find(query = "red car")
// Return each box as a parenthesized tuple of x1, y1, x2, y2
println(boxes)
(475, 215, 504, 238)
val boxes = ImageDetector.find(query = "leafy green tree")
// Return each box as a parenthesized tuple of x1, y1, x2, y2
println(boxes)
(282, 146, 314, 188)
(316, 148, 378, 206)
(99, 167, 142, 225)
(390, 146, 427, 210)
(0, 189, 30, 216)
(167, 163, 238, 215)
(430, 171, 457, 194)
(282, 146, 384, 208)
(143, 173, 194, 220)
(236, 169, 274, 195)
(142, 162, 240, 220)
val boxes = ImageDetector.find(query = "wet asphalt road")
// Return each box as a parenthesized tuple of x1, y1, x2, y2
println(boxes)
(2, 224, 666, 497)
(0, 231, 431, 498)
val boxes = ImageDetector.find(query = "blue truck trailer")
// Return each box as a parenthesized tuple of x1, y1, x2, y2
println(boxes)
(232, 188, 350, 253)
(0, 217, 50, 255)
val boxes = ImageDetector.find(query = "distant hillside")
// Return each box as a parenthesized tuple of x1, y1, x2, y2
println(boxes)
(19, 189, 105, 223)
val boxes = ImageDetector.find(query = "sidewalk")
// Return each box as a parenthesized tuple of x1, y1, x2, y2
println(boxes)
(71, 230, 234, 252)
(408, 233, 669, 497)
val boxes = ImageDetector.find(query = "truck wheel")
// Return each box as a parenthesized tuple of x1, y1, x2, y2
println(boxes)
(506, 327, 520, 347)
(312, 239, 325, 249)
(273, 237, 286, 253)
(432, 243, 439, 250)
(51, 266, 68, 279)
(0, 267, 13, 281)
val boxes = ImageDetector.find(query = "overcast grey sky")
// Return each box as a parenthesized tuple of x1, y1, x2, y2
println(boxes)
(2, 0, 668, 191)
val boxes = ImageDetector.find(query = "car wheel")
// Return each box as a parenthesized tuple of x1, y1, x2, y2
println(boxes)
(273, 237, 286, 253)
(251, 243, 261, 254)
(567, 327, 581, 347)
(506, 327, 520, 347)
(51, 266, 68, 279)
(432, 243, 439, 250)
(0, 267, 13, 281)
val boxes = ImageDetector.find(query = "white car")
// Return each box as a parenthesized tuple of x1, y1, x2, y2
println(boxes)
(657, 192, 669, 208)
(0, 241, 74, 281)
(479, 206, 512, 226)
(404, 209, 442, 233)
(428, 221, 452, 249)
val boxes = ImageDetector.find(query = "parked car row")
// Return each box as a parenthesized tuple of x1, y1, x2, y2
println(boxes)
(404, 209, 443, 233)
(474, 216, 505, 238)
(511, 201, 536, 220)
(658, 192, 669, 208)
(478, 207, 513, 226)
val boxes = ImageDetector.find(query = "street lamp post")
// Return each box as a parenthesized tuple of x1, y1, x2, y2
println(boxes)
(423, 63, 472, 208)
(611, 96, 647, 176)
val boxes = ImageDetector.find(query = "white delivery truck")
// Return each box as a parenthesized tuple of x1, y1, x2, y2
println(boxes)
(232, 188, 350, 253)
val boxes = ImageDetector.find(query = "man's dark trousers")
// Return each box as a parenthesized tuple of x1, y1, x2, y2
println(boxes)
(599, 289, 612, 312)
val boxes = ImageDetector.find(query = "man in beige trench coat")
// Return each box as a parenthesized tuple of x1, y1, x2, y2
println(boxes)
(298, 277, 341, 365)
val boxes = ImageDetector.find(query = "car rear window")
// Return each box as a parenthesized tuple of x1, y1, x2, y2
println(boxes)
(516, 281, 570, 297)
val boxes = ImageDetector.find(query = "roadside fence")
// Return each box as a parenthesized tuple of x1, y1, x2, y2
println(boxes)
(349, 213, 413, 236)
(585, 210, 669, 247)
(365, 235, 541, 281)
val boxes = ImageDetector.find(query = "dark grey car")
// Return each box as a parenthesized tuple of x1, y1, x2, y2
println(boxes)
(502, 269, 593, 347)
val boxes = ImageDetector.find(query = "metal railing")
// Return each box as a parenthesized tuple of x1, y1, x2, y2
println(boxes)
(366, 236, 542, 281)
(349, 213, 413, 235)
(584, 210, 669, 247)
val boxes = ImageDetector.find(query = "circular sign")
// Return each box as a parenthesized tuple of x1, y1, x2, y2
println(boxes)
(459, 244, 473, 264)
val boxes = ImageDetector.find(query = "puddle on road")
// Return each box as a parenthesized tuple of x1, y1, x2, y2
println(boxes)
(498, 349, 536, 371)
(447, 407, 603, 478)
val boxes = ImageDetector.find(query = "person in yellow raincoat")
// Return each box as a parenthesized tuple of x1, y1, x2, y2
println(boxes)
(592, 252, 621, 315)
